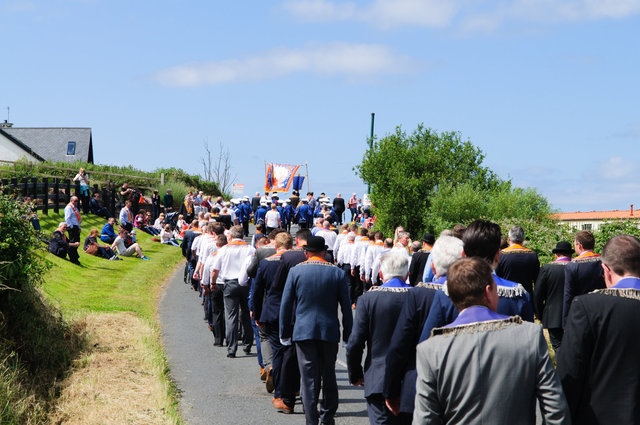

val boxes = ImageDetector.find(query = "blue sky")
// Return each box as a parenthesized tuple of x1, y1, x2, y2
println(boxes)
(2, 0, 639, 212)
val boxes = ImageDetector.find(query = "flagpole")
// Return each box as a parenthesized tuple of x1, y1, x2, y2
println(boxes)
(305, 162, 309, 193)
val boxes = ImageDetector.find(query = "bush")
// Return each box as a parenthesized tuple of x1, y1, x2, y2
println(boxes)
(0, 193, 84, 423)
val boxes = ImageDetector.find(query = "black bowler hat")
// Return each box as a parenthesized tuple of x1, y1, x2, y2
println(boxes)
(304, 236, 328, 252)
(552, 241, 574, 254)
(422, 233, 435, 245)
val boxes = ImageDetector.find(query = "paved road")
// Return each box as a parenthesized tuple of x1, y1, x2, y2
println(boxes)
(159, 234, 369, 425)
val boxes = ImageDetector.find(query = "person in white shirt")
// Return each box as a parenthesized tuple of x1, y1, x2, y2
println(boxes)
(119, 200, 134, 232)
(264, 203, 281, 233)
(210, 225, 255, 357)
(160, 224, 180, 247)
(316, 221, 337, 254)
(332, 223, 350, 260)
(202, 233, 228, 346)
(361, 231, 385, 289)
(111, 228, 149, 260)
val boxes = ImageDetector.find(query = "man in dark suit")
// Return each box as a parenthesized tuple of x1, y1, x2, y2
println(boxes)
(562, 230, 605, 326)
(495, 225, 540, 294)
(347, 251, 411, 424)
(280, 236, 353, 425)
(533, 241, 573, 352)
(332, 193, 346, 225)
(251, 232, 293, 408)
(408, 234, 434, 286)
(384, 235, 464, 424)
(251, 192, 261, 213)
(558, 234, 640, 425)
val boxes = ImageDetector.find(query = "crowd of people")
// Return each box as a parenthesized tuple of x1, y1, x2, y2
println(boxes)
(36, 179, 639, 425)
(175, 193, 640, 425)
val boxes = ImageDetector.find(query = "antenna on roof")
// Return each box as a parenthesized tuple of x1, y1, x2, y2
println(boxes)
(1, 107, 13, 128)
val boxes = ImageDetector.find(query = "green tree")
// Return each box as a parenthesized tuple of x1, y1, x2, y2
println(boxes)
(355, 125, 501, 237)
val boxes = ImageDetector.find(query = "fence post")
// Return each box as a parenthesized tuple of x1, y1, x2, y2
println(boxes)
(64, 179, 71, 204)
(21, 177, 28, 197)
(110, 184, 116, 216)
(10, 177, 17, 191)
(54, 178, 60, 214)
(31, 177, 37, 201)
(43, 178, 49, 215)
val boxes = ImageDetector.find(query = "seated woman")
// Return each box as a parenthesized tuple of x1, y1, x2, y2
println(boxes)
(154, 213, 166, 233)
(84, 228, 120, 260)
(160, 224, 180, 247)
(134, 211, 160, 236)
(111, 229, 150, 260)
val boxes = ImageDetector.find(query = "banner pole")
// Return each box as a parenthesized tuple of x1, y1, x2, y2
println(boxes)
(305, 162, 309, 193)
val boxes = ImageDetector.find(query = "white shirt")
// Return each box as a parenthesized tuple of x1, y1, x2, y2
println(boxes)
(338, 241, 356, 266)
(363, 241, 385, 280)
(113, 236, 128, 255)
(350, 236, 370, 268)
(202, 252, 224, 286)
(265, 210, 281, 228)
(211, 239, 255, 285)
(316, 229, 337, 250)
(197, 234, 218, 264)
(190, 233, 204, 261)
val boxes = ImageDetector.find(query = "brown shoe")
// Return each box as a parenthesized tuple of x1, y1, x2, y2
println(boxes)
(260, 366, 267, 381)
(266, 367, 274, 393)
(272, 398, 293, 414)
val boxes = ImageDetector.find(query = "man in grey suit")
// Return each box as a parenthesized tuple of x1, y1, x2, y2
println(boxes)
(280, 235, 353, 425)
(413, 257, 569, 425)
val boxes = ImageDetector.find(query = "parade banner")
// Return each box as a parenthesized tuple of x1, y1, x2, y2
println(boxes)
(264, 163, 301, 192)
(292, 175, 305, 191)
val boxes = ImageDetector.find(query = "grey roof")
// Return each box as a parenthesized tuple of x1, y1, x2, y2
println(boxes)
(1, 127, 93, 164)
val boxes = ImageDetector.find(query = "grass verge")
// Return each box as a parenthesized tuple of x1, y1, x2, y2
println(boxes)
(37, 212, 185, 424)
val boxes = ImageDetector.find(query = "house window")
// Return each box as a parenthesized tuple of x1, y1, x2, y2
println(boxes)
(582, 223, 592, 231)
(67, 141, 76, 155)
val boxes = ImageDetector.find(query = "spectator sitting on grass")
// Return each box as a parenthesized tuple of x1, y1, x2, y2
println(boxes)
(48, 222, 80, 264)
(90, 193, 112, 219)
(84, 228, 120, 260)
(101, 217, 118, 244)
(111, 228, 149, 260)
(154, 213, 165, 232)
(161, 224, 180, 247)
(134, 211, 160, 236)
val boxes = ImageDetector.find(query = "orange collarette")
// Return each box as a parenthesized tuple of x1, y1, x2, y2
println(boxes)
(305, 256, 328, 263)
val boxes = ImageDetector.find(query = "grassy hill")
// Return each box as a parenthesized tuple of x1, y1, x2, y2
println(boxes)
(1, 210, 186, 424)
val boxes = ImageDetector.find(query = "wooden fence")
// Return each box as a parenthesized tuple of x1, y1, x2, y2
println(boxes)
(1, 177, 118, 216)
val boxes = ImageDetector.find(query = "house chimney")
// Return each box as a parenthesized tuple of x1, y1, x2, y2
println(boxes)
(631, 204, 634, 217)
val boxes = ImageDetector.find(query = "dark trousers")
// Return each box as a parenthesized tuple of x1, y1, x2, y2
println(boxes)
(222, 280, 252, 355)
(280, 344, 300, 407)
(343, 264, 362, 305)
(67, 226, 81, 263)
(366, 393, 400, 424)
(152, 204, 161, 222)
(296, 340, 339, 425)
(265, 322, 284, 398)
(242, 220, 249, 237)
(548, 327, 564, 354)
(335, 209, 344, 225)
(211, 286, 225, 345)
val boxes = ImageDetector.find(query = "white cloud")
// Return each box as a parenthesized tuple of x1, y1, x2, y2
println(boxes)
(153, 42, 414, 87)
(283, 0, 640, 30)
(283, 0, 460, 28)
(599, 156, 637, 180)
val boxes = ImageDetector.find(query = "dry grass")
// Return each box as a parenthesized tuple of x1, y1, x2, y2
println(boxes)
(49, 312, 170, 425)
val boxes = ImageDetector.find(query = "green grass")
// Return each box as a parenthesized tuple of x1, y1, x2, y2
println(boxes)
(38, 213, 184, 319)
(37, 212, 185, 424)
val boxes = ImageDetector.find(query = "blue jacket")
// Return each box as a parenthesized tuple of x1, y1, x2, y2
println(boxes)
(419, 275, 534, 343)
(100, 222, 117, 242)
(280, 259, 352, 343)
(255, 207, 267, 224)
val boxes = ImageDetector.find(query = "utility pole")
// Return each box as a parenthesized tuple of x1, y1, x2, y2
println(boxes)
(368, 112, 375, 194)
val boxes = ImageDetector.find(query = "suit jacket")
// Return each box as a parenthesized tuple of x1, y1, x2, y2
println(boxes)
(383, 282, 440, 413)
(414, 316, 569, 425)
(562, 253, 605, 326)
(332, 197, 345, 213)
(533, 259, 569, 329)
(180, 231, 200, 264)
(408, 249, 431, 286)
(247, 246, 276, 278)
(251, 253, 283, 323)
(496, 245, 540, 294)
(557, 283, 640, 425)
(280, 259, 352, 343)
(346, 285, 409, 397)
